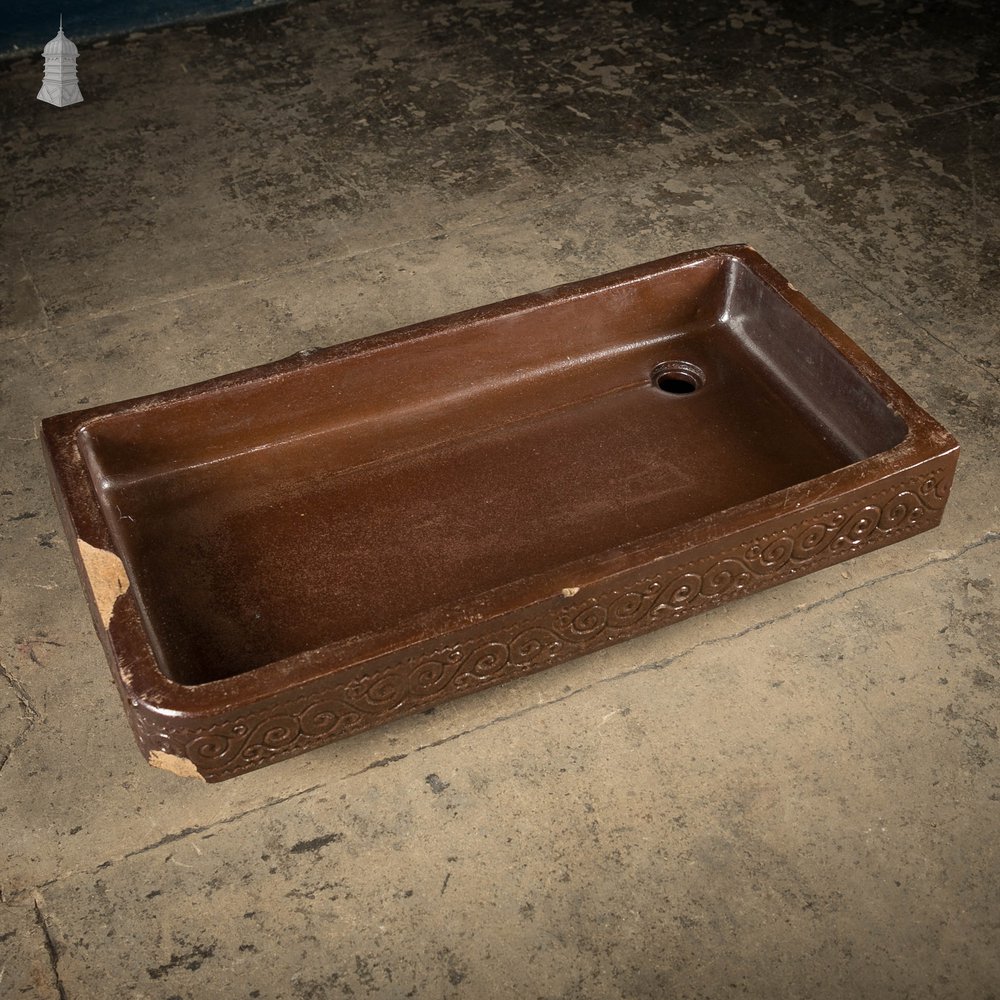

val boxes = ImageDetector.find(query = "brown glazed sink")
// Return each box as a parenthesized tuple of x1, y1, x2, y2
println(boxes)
(42, 246, 959, 781)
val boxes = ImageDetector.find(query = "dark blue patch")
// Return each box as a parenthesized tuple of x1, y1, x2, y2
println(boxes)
(1, 1, 280, 57)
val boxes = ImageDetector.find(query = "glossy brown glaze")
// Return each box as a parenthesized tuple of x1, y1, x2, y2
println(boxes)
(41, 246, 959, 781)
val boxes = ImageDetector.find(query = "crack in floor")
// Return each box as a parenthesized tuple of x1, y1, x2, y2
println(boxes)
(6, 783, 325, 901)
(32, 895, 67, 1000)
(0, 658, 40, 777)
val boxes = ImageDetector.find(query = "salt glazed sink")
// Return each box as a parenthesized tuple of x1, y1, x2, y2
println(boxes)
(42, 246, 958, 781)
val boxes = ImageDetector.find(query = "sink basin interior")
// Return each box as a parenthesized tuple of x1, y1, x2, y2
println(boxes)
(77, 254, 908, 686)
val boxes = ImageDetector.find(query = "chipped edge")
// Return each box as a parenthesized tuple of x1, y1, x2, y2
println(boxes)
(148, 750, 206, 781)
(77, 538, 128, 629)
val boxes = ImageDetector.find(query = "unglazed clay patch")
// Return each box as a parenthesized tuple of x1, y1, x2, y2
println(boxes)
(148, 750, 205, 781)
(77, 539, 128, 629)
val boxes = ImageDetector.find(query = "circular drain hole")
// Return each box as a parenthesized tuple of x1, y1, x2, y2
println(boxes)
(652, 361, 704, 395)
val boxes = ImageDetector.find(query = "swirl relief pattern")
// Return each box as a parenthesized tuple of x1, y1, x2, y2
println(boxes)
(144, 470, 949, 778)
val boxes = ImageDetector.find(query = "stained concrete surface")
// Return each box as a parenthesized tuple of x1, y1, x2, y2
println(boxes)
(1, 1, 998, 997)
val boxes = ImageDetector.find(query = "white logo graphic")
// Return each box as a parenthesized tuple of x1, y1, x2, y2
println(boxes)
(38, 16, 83, 108)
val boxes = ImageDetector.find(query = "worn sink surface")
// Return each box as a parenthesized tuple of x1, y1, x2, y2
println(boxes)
(42, 246, 958, 781)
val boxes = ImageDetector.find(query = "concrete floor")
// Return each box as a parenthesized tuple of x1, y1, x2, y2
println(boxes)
(1, 1, 998, 996)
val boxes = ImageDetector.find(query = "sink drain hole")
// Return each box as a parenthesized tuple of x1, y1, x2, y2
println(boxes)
(652, 361, 704, 395)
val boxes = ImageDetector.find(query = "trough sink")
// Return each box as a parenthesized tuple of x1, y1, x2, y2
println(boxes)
(42, 246, 959, 781)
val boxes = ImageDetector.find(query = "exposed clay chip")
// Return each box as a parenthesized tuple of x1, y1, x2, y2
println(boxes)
(77, 539, 128, 629)
(148, 750, 205, 781)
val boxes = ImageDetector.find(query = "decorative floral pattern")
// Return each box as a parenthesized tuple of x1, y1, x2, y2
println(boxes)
(140, 469, 949, 779)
